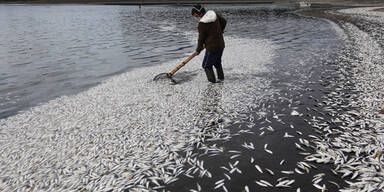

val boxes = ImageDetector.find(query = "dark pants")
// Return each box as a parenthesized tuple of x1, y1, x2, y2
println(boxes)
(202, 50, 224, 69)
(202, 50, 224, 82)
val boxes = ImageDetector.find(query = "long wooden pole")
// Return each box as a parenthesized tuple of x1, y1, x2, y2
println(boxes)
(168, 52, 198, 77)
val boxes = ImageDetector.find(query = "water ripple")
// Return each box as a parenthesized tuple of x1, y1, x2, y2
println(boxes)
(0, 5, 340, 121)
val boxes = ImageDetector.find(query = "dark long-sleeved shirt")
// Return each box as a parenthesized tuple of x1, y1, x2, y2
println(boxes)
(196, 10, 226, 53)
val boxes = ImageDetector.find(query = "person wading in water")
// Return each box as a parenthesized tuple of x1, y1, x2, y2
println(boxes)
(192, 4, 227, 83)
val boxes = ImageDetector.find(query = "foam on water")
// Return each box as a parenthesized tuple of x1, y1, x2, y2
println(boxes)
(0, 37, 277, 191)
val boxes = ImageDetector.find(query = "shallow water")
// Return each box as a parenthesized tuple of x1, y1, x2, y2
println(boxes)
(0, 5, 341, 119)
(0, 5, 194, 118)
(0, 4, 351, 191)
(160, 8, 346, 192)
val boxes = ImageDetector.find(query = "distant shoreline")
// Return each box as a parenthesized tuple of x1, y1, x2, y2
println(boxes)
(0, 1, 383, 8)
(373, 7, 384, 12)
(0, 0, 275, 5)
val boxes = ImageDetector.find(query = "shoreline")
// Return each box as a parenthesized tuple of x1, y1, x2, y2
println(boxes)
(0, 1, 275, 5)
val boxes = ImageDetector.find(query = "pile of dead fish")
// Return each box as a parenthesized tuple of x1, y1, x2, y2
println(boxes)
(0, 37, 277, 191)
(303, 7, 384, 192)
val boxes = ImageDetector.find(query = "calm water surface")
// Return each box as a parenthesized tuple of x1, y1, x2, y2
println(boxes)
(0, 5, 341, 119)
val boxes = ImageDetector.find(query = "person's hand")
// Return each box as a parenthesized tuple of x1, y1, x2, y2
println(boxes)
(194, 51, 200, 55)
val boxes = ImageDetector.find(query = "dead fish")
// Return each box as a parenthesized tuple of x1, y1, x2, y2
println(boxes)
(264, 144, 273, 154)
(245, 185, 250, 192)
(291, 110, 300, 116)
(220, 166, 229, 171)
(265, 149, 273, 154)
(265, 168, 275, 175)
(295, 143, 306, 151)
(224, 173, 231, 181)
(242, 142, 255, 150)
(351, 170, 359, 179)
(294, 168, 304, 174)
(281, 171, 294, 175)
(230, 154, 241, 159)
(222, 185, 228, 192)
(275, 179, 295, 188)
(215, 179, 225, 185)
(214, 182, 225, 189)
(266, 126, 274, 132)
(255, 180, 273, 187)
(284, 132, 294, 138)
(341, 170, 352, 178)
(255, 164, 263, 173)
(312, 177, 322, 184)
(328, 181, 340, 188)
(197, 183, 201, 191)
(313, 183, 326, 191)
(255, 180, 269, 187)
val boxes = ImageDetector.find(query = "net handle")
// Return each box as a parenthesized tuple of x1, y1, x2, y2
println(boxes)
(168, 52, 198, 77)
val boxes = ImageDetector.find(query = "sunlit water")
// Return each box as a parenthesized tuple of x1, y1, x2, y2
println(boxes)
(0, 5, 341, 119)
